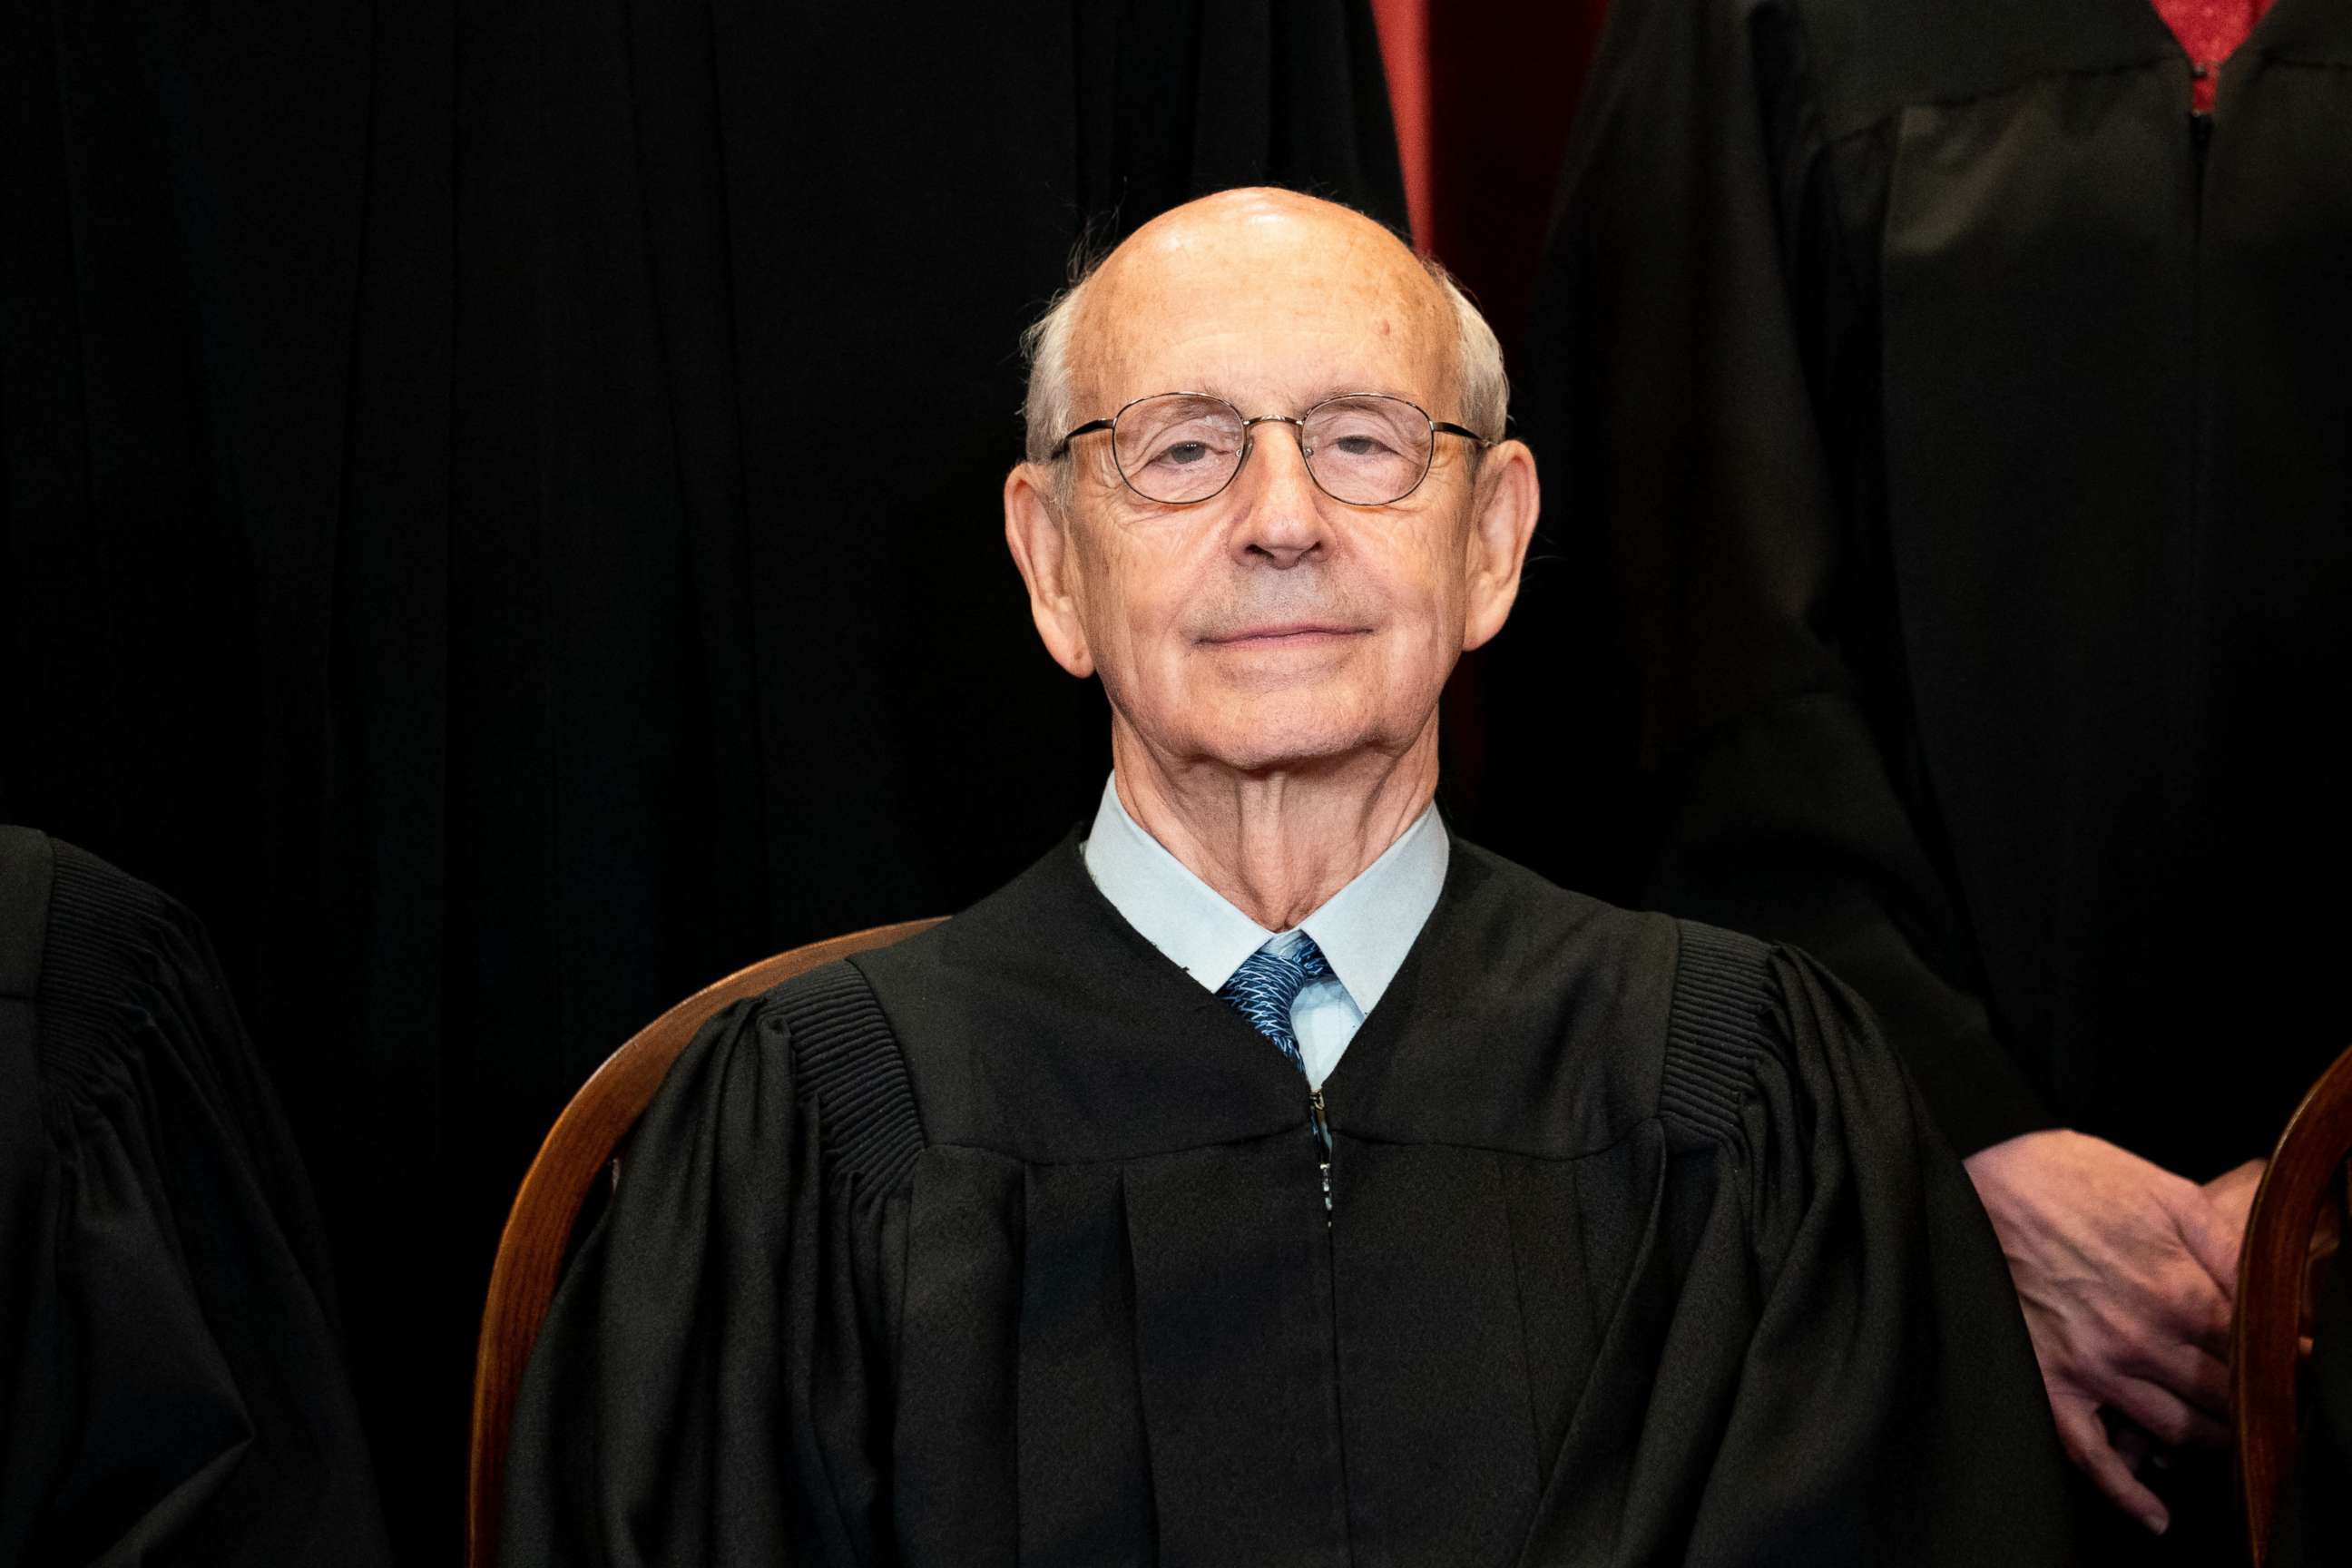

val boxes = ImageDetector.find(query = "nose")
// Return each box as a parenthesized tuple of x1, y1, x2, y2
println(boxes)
(1230, 420, 1328, 568)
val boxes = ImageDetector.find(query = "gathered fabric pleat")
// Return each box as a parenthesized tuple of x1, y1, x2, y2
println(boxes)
(1016, 1161, 1153, 1566)
(0, 831, 393, 1565)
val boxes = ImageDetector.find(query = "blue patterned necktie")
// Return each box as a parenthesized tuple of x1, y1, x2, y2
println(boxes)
(1216, 935, 1332, 1075)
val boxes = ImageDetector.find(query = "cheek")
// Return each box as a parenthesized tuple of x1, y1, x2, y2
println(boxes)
(1071, 529, 1198, 685)
(1376, 522, 1471, 650)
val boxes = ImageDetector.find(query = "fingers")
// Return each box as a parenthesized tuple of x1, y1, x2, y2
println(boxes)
(2108, 1419, 2156, 1474)
(2200, 1157, 2266, 1207)
(2050, 1395, 2170, 1535)
(2097, 1370, 2230, 1450)
(2085, 1277, 2229, 1420)
(2119, 1338, 2231, 1426)
(2144, 1259, 2234, 1362)
(2130, 1194, 2238, 1353)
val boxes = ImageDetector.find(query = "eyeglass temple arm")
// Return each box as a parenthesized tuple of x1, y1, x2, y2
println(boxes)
(1432, 421, 1495, 448)
(1050, 419, 1114, 460)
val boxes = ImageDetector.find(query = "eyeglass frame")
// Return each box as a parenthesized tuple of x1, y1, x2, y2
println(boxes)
(1048, 390, 1497, 508)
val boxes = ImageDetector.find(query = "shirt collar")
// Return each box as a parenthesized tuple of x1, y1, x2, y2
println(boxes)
(1080, 773, 1448, 1014)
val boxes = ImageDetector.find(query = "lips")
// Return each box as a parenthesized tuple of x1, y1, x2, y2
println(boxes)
(1201, 622, 1370, 646)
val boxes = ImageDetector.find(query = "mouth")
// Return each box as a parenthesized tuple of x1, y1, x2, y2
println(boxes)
(1200, 622, 1372, 649)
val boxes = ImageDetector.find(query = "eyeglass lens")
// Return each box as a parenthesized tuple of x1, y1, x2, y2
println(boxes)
(1111, 394, 1433, 506)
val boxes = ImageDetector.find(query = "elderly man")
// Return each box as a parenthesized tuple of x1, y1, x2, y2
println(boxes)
(501, 190, 2073, 1565)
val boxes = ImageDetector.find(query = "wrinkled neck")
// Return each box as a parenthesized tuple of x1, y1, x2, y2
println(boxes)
(1109, 720, 1439, 931)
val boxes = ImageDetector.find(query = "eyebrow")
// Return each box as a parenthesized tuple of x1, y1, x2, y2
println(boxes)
(1152, 382, 1416, 413)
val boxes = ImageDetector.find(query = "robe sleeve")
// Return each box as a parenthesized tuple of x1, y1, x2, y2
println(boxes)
(1668, 924, 2076, 1562)
(498, 965, 918, 1566)
(0, 831, 392, 1567)
(1529, 0, 2048, 1154)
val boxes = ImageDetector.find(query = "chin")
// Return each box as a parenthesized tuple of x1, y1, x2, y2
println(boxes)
(1196, 713, 1386, 776)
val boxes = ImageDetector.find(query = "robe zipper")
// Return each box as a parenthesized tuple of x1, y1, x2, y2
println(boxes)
(1308, 1086, 1334, 1222)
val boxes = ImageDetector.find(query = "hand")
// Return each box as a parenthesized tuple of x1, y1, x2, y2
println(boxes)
(1964, 1130, 2241, 1534)
(2202, 1157, 2267, 1269)
(2204, 1156, 2339, 1343)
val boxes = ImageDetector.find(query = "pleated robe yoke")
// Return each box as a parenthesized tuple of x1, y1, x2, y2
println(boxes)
(503, 829, 2076, 1566)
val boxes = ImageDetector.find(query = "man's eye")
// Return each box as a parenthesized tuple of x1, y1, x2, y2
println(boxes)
(1155, 442, 1212, 467)
(1331, 435, 1392, 457)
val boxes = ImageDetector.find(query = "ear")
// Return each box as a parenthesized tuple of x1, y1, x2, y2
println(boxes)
(1460, 439, 1540, 652)
(1004, 462, 1096, 678)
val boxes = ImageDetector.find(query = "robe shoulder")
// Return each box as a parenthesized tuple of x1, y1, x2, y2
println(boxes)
(749, 956, 927, 1189)
(1611, 0, 2352, 159)
(501, 958, 920, 1567)
(0, 828, 392, 1566)
(1660, 0, 2189, 137)
(834, 831, 1916, 1182)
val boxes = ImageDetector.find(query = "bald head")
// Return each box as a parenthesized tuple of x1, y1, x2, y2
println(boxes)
(998, 184, 1541, 818)
(1021, 190, 1505, 466)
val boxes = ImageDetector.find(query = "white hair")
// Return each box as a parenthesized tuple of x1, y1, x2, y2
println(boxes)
(1019, 231, 1509, 467)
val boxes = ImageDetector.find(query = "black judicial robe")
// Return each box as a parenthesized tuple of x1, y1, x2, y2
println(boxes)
(502, 834, 2073, 1565)
(0, 828, 392, 1565)
(2272, 1250, 2352, 1568)
(1490, 0, 2352, 1179)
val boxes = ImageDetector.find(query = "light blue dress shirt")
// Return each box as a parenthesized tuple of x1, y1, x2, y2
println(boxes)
(1080, 774, 1449, 1089)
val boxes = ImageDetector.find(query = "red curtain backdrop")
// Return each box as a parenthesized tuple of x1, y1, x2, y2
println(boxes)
(1370, 0, 1609, 358)
(1372, 0, 1609, 808)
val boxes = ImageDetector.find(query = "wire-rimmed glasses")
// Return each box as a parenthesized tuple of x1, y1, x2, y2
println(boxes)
(1051, 392, 1494, 508)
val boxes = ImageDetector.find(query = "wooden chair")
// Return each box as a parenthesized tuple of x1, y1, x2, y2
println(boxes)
(2236, 1041, 2352, 1566)
(466, 918, 944, 1568)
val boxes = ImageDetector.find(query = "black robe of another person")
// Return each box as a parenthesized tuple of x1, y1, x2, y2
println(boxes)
(2272, 1244, 2352, 1568)
(502, 832, 2074, 1565)
(1483, 0, 2352, 1181)
(0, 828, 391, 1565)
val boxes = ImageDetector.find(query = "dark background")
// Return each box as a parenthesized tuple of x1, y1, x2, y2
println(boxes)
(2, 0, 1598, 1555)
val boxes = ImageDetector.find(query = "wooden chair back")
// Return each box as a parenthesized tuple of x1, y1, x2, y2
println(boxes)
(466, 918, 945, 1568)
(2236, 1041, 2352, 1566)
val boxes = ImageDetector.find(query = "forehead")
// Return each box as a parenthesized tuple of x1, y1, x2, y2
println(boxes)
(1077, 200, 1453, 415)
